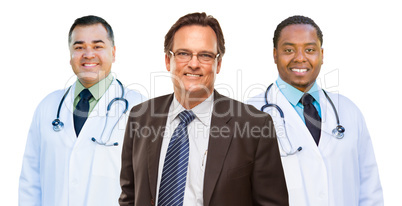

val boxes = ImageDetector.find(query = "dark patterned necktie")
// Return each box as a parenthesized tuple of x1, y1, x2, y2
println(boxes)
(73, 89, 92, 137)
(300, 93, 321, 145)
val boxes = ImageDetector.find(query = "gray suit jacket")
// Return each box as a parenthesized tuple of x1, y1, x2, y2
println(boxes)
(119, 91, 288, 206)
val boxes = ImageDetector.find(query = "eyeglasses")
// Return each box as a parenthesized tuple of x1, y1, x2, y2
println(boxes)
(169, 50, 220, 64)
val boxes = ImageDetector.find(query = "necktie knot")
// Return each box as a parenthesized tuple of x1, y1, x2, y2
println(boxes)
(300, 93, 314, 106)
(178, 110, 195, 126)
(79, 89, 92, 101)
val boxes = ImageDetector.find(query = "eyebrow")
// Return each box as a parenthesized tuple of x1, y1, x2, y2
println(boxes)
(73, 40, 105, 45)
(92, 40, 105, 44)
(281, 42, 319, 47)
(175, 48, 216, 54)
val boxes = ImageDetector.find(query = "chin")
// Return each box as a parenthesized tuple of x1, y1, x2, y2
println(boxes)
(291, 81, 312, 91)
(77, 71, 100, 79)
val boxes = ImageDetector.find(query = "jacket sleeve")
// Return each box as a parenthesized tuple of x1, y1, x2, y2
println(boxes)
(252, 115, 289, 206)
(19, 107, 42, 206)
(119, 115, 135, 205)
(357, 112, 384, 206)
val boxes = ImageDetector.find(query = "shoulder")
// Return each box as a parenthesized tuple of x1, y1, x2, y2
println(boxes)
(245, 92, 266, 110)
(214, 93, 277, 139)
(36, 89, 67, 109)
(323, 91, 366, 125)
(124, 89, 148, 107)
(215, 92, 271, 121)
(324, 91, 361, 112)
(128, 93, 173, 119)
(29, 89, 69, 121)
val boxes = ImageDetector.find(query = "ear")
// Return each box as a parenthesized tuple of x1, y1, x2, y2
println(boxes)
(69, 45, 74, 66)
(321, 47, 324, 65)
(216, 59, 222, 74)
(273, 47, 278, 64)
(165, 54, 171, 71)
(112, 46, 116, 63)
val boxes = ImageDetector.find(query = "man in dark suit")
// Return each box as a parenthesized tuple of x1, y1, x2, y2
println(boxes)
(119, 12, 288, 206)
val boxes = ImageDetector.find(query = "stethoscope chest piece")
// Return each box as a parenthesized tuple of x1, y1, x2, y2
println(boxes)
(52, 119, 64, 132)
(332, 125, 345, 139)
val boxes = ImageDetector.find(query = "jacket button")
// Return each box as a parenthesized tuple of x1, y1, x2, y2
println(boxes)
(150, 198, 155, 205)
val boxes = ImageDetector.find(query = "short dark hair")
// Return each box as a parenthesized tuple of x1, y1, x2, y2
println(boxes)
(68, 15, 114, 46)
(164, 12, 225, 60)
(273, 15, 323, 48)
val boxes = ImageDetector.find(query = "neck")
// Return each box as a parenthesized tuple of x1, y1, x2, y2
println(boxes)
(295, 82, 315, 93)
(174, 90, 213, 110)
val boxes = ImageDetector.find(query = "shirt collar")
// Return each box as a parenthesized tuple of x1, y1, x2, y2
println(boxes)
(169, 92, 214, 126)
(276, 76, 320, 106)
(74, 73, 114, 100)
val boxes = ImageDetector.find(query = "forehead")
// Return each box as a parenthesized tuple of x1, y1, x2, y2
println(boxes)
(70, 23, 110, 43)
(278, 24, 320, 46)
(172, 25, 217, 51)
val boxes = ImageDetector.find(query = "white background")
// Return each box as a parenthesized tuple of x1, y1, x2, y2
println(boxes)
(1, 0, 401, 205)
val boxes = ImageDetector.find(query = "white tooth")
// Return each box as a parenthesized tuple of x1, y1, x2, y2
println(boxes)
(186, 74, 200, 77)
(292, 68, 307, 73)
(84, 63, 97, 66)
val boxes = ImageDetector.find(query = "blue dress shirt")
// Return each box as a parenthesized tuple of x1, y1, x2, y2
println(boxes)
(276, 77, 321, 123)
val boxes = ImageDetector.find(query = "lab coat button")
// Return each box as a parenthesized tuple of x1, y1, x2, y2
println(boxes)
(319, 191, 326, 198)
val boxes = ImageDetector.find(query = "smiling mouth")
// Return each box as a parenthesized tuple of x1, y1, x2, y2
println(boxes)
(185, 73, 201, 77)
(291, 68, 308, 73)
(82, 63, 98, 67)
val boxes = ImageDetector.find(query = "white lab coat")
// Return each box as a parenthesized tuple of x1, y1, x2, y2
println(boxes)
(19, 79, 145, 206)
(247, 83, 383, 206)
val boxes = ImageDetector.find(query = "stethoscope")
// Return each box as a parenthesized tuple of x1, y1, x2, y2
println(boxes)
(52, 79, 129, 146)
(261, 83, 345, 156)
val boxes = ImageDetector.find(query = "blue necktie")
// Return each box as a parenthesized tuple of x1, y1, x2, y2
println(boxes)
(73, 89, 92, 137)
(301, 93, 321, 145)
(158, 110, 195, 206)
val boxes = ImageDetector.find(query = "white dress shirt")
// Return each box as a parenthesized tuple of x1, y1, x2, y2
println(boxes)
(155, 93, 214, 206)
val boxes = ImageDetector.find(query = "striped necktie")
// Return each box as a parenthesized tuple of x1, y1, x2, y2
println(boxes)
(158, 110, 195, 206)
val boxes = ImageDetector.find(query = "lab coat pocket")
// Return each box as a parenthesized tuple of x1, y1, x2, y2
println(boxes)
(91, 145, 121, 178)
(86, 145, 122, 205)
(281, 155, 303, 190)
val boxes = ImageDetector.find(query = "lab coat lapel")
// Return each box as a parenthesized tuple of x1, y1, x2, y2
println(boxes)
(318, 88, 339, 151)
(271, 84, 321, 155)
(147, 94, 173, 200)
(62, 83, 79, 143)
(203, 92, 233, 206)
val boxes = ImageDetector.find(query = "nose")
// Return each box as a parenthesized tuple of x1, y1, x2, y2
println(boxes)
(187, 53, 200, 69)
(83, 48, 95, 59)
(293, 49, 307, 63)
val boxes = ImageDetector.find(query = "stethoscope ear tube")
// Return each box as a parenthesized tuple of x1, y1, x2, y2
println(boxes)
(107, 98, 129, 114)
(91, 137, 118, 146)
(52, 87, 71, 132)
(322, 90, 345, 139)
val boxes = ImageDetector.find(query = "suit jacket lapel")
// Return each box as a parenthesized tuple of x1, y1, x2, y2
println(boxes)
(203, 91, 234, 206)
(147, 94, 174, 200)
